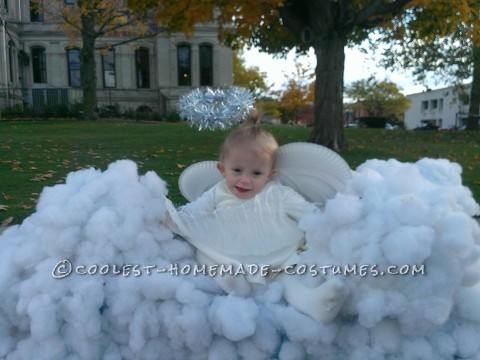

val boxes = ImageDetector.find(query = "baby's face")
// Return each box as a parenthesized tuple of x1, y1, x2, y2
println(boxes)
(217, 148, 276, 199)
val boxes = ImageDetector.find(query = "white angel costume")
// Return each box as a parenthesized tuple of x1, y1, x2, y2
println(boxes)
(166, 179, 317, 286)
(166, 143, 353, 323)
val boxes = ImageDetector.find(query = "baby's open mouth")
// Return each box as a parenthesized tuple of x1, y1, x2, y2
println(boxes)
(235, 186, 250, 193)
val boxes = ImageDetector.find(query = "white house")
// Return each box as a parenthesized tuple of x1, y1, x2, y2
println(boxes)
(0, 0, 233, 114)
(404, 85, 471, 129)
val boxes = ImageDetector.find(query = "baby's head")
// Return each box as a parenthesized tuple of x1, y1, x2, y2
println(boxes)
(217, 126, 278, 199)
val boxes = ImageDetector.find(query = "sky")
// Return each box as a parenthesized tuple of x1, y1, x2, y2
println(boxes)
(243, 46, 440, 96)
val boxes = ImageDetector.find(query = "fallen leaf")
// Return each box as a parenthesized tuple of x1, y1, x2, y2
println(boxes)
(2, 193, 14, 200)
(31, 170, 56, 182)
(20, 205, 33, 210)
(0, 205, 8, 211)
(176, 164, 186, 169)
(1, 217, 13, 226)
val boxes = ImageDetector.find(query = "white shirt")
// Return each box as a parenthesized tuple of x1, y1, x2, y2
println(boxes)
(166, 180, 317, 284)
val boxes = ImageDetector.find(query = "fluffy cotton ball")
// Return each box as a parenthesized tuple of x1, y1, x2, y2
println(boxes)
(278, 341, 306, 360)
(455, 283, 480, 323)
(452, 323, 480, 358)
(438, 211, 476, 256)
(208, 295, 258, 341)
(382, 226, 434, 265)
(208, 338, 237, 360)
(385, 194, 433, 227)
(323, 193, 363, 227)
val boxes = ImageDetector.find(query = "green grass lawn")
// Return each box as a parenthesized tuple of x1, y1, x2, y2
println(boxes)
(1, 119, 479, 225)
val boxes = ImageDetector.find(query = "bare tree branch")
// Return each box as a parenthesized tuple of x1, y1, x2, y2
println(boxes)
(95, 27, 164, 50)
(353, 0, 413, 29)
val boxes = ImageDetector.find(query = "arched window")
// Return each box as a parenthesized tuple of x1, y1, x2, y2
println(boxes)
(102, 49, 116, 88)
(199, 44, 213, 86)
(135, 47, 150, 88)
(177, 44, 191, 86)
(67, 48, 81, 87)
(31, 46, 47, 83)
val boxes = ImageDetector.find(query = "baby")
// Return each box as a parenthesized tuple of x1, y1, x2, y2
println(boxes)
(166, 125, 349, 324)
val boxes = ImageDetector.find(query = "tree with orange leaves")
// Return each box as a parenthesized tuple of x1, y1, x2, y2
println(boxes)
(57, 0, 473, 145)
(233, 51, 268, 98)
(134, 0, 475, 149)
(277, 59, 314, 122)
(31, 0, 161, 119)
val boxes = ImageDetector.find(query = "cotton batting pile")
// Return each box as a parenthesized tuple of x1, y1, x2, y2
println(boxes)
(0, 158, 479, 360)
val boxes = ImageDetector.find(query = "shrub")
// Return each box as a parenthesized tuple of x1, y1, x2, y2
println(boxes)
(166, 109, 181, 123)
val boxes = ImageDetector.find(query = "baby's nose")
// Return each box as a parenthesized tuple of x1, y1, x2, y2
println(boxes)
(239, 176, 251, 185)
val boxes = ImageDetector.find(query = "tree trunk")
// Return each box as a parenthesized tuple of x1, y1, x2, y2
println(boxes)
(80, 13, 98, 120)
(309, 35, 347, 151)
(467, 43, 480, 130)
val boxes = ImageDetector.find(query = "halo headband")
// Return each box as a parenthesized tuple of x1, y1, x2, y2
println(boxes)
(178, 86, 255, 130)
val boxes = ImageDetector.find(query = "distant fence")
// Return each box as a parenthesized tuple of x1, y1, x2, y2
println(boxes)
(1, 87, 169, 116)
(32, 88, 69, 111)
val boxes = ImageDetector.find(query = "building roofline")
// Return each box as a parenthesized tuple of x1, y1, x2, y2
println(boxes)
(406, 83, 472, 97)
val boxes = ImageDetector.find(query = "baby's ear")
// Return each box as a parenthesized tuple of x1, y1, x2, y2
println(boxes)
(269, 168, 277, 180)
(216, 162, 226, 177)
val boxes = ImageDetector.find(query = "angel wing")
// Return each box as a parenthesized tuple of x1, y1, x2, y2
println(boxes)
(274, 142, 352, 206)
(179, 161, 222, 202)
(178, 142, 352, 204)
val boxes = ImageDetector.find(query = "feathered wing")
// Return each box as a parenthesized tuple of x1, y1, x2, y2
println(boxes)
(274, 142, 352, 206)
(178, 143, 352, 204)
(178, 161, 222, 202)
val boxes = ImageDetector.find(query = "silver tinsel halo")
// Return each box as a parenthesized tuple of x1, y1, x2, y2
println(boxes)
(178, 86, 255, 130)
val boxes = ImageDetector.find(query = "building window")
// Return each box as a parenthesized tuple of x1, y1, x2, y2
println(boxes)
(67, 48, 81, 87)
(439, 98, 443, 110)
(102, 49, 116, 88)
(421, 101, 428, 111)
(31, 46, 47, 83)
(431, 99, 438, 109)
(135, 48, 150, 88)
(4, 0, 8, 12)
(199, 44, 213, 86)
(177, 44, 191, 86)
(30, 0, 44, 22)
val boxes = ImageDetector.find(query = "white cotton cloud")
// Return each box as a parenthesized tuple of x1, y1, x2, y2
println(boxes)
(455, 283, 480, 323)
(382, 226, 434, 265)
(0, 158, 479, 359)
(438, 211, 476, 256)
(278, 341, 306, 360)
(452, 323, 480, 358)
(208, 338, 238, 360)
(208, 295, 258, 341)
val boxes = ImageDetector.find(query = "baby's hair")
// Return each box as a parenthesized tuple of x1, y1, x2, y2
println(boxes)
(219, 109, 279, 164)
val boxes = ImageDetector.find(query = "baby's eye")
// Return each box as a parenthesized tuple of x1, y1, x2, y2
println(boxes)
(233, 168, 242, 173)
(253, 171, 263, 176)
